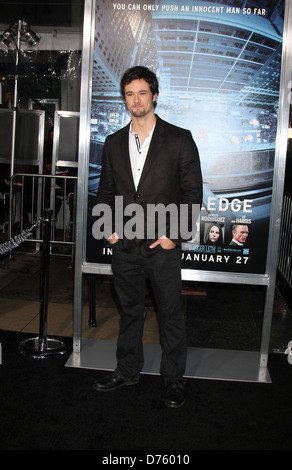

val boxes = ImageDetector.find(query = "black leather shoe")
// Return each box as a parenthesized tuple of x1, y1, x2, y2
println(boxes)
(92, 372, 139, 392)
(165, 381, 185, 408)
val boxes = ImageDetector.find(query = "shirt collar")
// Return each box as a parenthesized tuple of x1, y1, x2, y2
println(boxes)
(129, 121, 156, 139)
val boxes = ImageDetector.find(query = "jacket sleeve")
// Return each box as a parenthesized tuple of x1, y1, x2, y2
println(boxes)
(174, 130, 202, 245)
(94, 137, 116, 240)
(96, 137, 115, 207)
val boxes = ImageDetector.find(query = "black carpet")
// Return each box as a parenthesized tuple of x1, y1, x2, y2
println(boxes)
(1, 330, 292, 451)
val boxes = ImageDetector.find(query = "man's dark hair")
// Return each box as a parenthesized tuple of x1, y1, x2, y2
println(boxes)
(120, 66, 159, 106)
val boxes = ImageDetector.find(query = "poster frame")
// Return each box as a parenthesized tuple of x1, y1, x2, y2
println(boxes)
(52, 111, 80, 169)
(0, 108, 45, 169)
(70, 0, 292, 380)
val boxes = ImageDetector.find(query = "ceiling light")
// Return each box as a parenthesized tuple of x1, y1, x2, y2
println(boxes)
(0, 19, 40, 48)
(0, 30, 13, 47)
(23, 30, 40, 46)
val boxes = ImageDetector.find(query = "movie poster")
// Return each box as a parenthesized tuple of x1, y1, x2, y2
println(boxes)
(86, 0, 285, 274)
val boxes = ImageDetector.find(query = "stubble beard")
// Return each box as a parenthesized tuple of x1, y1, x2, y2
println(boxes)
(129, 100, 155, 119)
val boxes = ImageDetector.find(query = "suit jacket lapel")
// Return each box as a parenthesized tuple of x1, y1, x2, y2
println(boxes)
(118, 123, 136, 192)
(137, 116, 164, 190)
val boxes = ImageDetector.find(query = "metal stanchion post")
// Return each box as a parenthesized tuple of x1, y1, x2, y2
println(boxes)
(39, 208, 51, 352)
(19, 209, 66, 358)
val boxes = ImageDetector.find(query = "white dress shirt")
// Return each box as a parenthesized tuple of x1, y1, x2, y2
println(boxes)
(129, 122, 156, 189)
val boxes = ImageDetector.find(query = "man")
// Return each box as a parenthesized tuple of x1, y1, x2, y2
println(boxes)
(229, 224, 249, 246)
(92, 66, 202, 408)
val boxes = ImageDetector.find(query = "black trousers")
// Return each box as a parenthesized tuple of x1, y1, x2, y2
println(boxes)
(111, 243, 186, 383)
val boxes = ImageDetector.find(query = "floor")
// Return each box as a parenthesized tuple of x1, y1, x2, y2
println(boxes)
(0, 238, 292, 356)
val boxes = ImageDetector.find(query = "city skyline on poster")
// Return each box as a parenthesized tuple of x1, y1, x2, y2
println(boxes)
(86, 0, 285, 274)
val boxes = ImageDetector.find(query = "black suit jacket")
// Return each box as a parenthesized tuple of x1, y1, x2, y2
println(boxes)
(96, 115, 202, 256)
